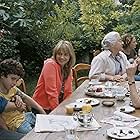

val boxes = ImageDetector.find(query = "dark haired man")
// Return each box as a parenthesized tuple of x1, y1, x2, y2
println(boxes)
(0, 59, 46, 134)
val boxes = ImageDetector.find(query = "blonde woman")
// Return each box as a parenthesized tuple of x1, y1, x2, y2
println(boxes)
(33, 40, 76, 113)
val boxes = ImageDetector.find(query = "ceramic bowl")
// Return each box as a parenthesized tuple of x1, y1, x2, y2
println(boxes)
(102, 100, 115, 107)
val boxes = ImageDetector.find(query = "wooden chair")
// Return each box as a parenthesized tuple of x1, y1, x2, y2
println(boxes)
(16, 78, 26, 93)
(93, 49, 101, 57)
(72, 63, 91, 89)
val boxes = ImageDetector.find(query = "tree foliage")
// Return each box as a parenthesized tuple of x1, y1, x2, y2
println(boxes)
(0, 0, 56, 75)
(0, 0, 140, 76)
(79, 0, 123, 46)
(114, 0, 140, 44)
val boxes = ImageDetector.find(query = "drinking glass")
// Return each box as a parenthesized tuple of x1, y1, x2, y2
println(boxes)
(104, 81, 113, 97)
(114, 86, 126, 101)
(64, 125, 78, 140)
(123, 97, 131, 107)
(90, 74, 100, 85)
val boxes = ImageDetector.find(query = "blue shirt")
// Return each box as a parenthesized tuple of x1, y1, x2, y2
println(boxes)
(0, 97, 8, 114)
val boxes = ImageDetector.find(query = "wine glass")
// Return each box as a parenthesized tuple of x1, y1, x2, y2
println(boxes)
(64, 124, 78, 140)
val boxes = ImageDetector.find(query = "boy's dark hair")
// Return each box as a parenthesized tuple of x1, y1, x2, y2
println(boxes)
(0, 58, 25, 78)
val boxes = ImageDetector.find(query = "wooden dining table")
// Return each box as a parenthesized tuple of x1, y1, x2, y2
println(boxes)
(21, 80, 140, 140)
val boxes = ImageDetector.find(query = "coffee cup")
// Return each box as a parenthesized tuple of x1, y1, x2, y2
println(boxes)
(73, 111, 93, 127)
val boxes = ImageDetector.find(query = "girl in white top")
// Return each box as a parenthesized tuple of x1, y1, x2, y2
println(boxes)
(89, 31, 130, 82)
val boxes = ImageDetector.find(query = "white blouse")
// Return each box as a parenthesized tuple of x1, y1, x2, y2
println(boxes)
(89, 50, 130, 80)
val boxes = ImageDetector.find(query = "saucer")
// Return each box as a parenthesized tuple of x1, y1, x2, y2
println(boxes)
(107, 127, 139, 139)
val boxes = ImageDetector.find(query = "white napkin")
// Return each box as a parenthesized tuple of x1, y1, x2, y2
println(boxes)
(114, 111, 140, 127)
(114, 111, 138, 120)
(35, 114, 101, 132)
(101, 111, 140, 127)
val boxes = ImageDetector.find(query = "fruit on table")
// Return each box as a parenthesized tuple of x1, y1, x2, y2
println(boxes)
(88, 86, 102, 92)
(82, 104, 92, 112)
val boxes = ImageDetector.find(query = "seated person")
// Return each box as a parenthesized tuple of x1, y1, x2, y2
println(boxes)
(0, 59, 46, 134)
(89, 31, 130, 82)
(33, 40, 76, 113)
(122, 33, 140, 81)
(0, 96, 25, 140)
(126, 62, 140, 108)
(122, 33, 137, 63)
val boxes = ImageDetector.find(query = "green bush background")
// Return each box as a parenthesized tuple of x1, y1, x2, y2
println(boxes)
(0, 0, 140, 95)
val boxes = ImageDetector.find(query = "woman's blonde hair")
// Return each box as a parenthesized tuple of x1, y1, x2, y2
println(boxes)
(53, 40, 76, 80)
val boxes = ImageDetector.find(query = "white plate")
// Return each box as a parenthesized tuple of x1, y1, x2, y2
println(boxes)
(116, 106, 135, 113)
(65, 102, 85, 110)
(89, 81, 102, 85)
(107, 127, 140, 139)
(76, 98, 100, 106)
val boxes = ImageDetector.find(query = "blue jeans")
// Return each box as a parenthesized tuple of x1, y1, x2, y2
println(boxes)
(0, 128, 25, 140)
(16, 112, 36, 134)
(135, 75, 140, 81)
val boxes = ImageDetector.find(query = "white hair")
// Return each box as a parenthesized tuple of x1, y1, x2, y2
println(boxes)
(101, 31, 120, 50)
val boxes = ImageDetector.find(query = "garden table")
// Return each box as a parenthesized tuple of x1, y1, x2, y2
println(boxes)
(21, 80, 140, 140)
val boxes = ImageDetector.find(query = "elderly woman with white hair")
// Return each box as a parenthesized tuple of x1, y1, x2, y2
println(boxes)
(89, 31, 130, 82)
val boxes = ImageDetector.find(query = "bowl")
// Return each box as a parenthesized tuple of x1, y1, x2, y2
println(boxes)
(102, 100, 115, 107)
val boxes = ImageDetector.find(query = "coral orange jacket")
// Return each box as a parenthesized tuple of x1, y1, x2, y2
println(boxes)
(32, 58, 72, 110)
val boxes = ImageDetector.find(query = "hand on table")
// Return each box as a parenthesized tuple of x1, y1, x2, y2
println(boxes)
(113, 75, 125, 82)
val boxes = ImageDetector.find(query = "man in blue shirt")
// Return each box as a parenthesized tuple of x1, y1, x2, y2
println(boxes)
(0, 97, 25, 140)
